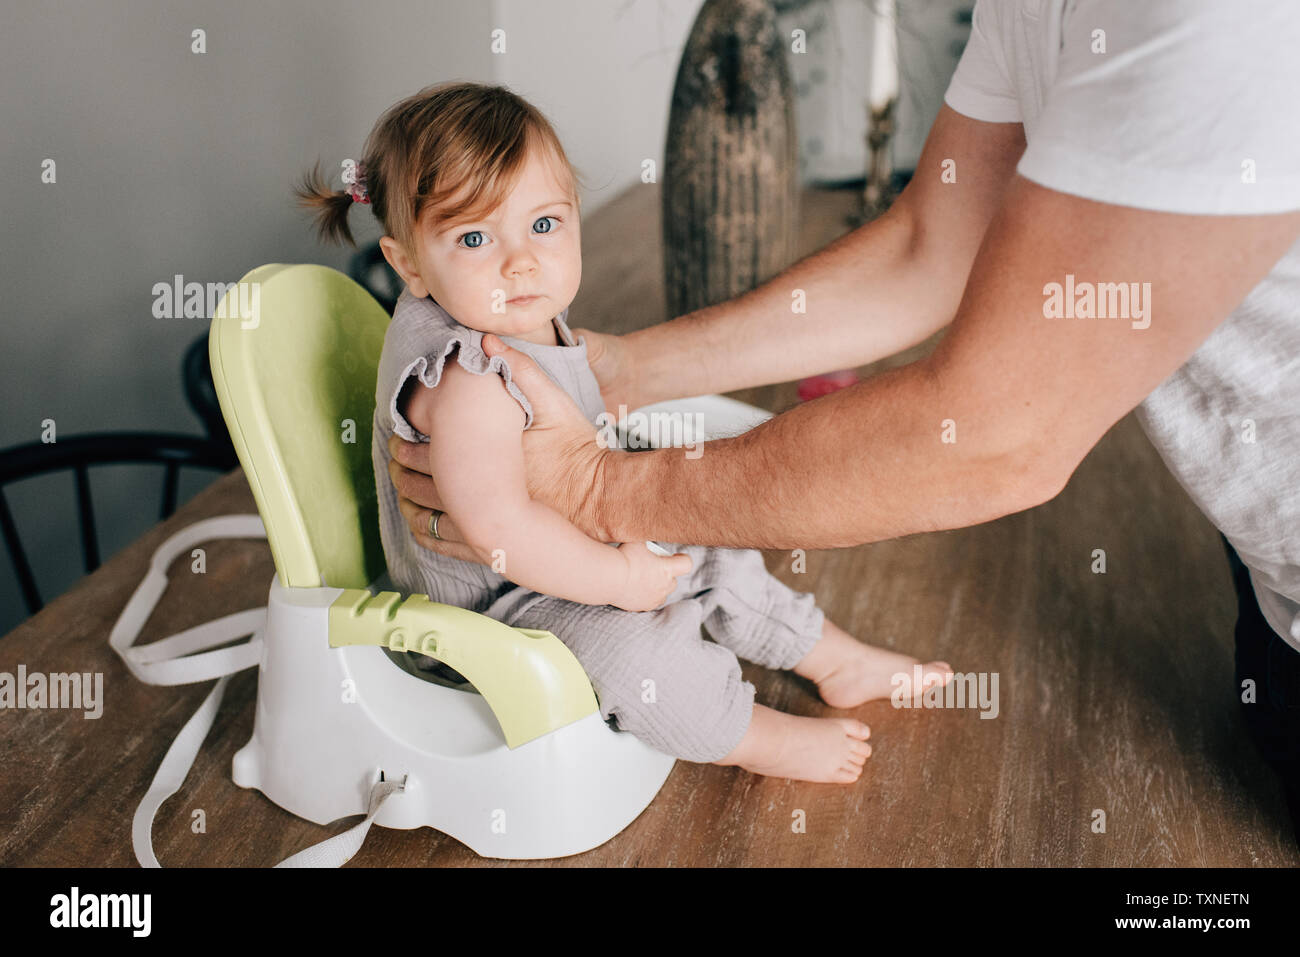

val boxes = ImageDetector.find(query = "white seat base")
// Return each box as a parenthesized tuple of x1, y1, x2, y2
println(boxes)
(232, 576, 676, 860)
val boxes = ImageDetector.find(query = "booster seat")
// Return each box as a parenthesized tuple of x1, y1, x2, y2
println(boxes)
(110, 263, 773, 865)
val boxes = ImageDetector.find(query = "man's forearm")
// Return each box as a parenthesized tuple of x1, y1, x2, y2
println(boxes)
(626, 204, 963, 406)
(623, 107, 1029, 408)
(595, 357, 1058, 550)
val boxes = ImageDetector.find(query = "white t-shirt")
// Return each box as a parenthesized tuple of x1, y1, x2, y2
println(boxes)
(944, 0, 1300, 649)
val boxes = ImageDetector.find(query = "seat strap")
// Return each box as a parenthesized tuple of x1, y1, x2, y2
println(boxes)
(110, 514, 397, 868)
(274, 775, 407, 868)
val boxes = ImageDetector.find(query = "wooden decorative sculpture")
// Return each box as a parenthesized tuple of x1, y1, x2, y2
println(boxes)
(662, 0, 800, 318)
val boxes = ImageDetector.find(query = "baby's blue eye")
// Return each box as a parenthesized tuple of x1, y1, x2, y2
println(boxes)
(533, 216, 558, 234)
(458, 230, 485, 249)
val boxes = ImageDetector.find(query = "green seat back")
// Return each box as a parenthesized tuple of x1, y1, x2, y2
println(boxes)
(209, 263, 389, 588)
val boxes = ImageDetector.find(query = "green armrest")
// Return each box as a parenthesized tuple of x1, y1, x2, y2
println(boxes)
(329, 589, 598, 748)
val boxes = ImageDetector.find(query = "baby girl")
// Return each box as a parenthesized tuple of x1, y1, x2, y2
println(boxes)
(297, 81, 952, 783)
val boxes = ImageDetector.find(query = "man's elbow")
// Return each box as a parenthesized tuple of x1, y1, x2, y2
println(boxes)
(987, 443, 1074, 519)
(1016, 457, 1071, 512)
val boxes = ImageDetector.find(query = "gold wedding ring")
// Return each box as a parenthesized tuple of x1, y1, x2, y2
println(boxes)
(427, 509, 445, 541)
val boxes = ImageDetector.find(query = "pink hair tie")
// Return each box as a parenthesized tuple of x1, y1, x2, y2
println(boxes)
(343, 160, 370, 205)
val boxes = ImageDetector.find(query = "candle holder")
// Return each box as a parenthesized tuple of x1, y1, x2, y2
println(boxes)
(848, 96, 897, 228)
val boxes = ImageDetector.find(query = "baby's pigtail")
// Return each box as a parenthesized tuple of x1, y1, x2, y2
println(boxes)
(293, 159, 357, 247)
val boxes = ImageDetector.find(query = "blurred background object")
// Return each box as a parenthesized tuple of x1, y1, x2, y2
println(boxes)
(775, 0, 971, 190)
(662, 0, 799, 319)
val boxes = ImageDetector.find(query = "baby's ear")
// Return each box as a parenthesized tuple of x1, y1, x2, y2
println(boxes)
(379, 236, 426, 296)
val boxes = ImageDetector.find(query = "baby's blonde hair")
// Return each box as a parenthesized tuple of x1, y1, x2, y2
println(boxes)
(295, 81, 584, 259)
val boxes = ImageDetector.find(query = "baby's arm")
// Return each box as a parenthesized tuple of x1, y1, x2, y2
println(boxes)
(403, 358, 687, 609)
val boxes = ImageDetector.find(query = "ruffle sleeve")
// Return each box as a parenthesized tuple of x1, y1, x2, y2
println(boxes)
(389, 328, 535, 442)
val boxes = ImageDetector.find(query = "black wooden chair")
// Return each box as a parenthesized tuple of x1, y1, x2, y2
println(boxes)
(1, 332, 239, 617)
(182, 332, 237, 449)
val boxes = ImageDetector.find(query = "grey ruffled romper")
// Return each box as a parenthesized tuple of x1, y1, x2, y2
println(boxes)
(370, 288, 826, 762)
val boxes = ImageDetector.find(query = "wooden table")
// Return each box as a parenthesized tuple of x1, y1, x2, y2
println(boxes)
(3, 184, 1296, 866)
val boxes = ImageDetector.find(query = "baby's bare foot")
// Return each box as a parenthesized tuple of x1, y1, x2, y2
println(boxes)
(714, 704, 871, 784)
(795, 619, 953, 710)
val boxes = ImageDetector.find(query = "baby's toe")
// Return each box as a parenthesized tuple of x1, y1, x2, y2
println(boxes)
(834, 764, 864, 783)
(837, 718, 870, 740)
(925, 661, 954, 682)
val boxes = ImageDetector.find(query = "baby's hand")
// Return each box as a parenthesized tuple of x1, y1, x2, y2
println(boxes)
(611, 542, 693, 612)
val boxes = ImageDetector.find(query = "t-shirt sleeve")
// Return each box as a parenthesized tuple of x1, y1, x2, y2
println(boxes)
(943, 0, 1023, 123)
(1017, 0, 1300, 214)
(387, 329, 536, 443)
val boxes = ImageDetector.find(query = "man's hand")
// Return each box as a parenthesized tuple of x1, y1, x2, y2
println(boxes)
(387, 332, 612, 553)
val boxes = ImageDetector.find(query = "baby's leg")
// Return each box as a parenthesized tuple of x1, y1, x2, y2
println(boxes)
(668, 544, 952, 709)
(665, 544, 826, 669)
(506, 594, 871, 782)
(507, 594, 752, 763)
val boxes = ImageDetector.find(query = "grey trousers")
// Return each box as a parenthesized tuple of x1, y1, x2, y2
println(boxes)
(502, 543, 826, 763)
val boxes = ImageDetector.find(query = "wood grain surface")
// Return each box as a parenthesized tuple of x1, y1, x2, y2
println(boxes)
(2, 183, 1295, 867)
